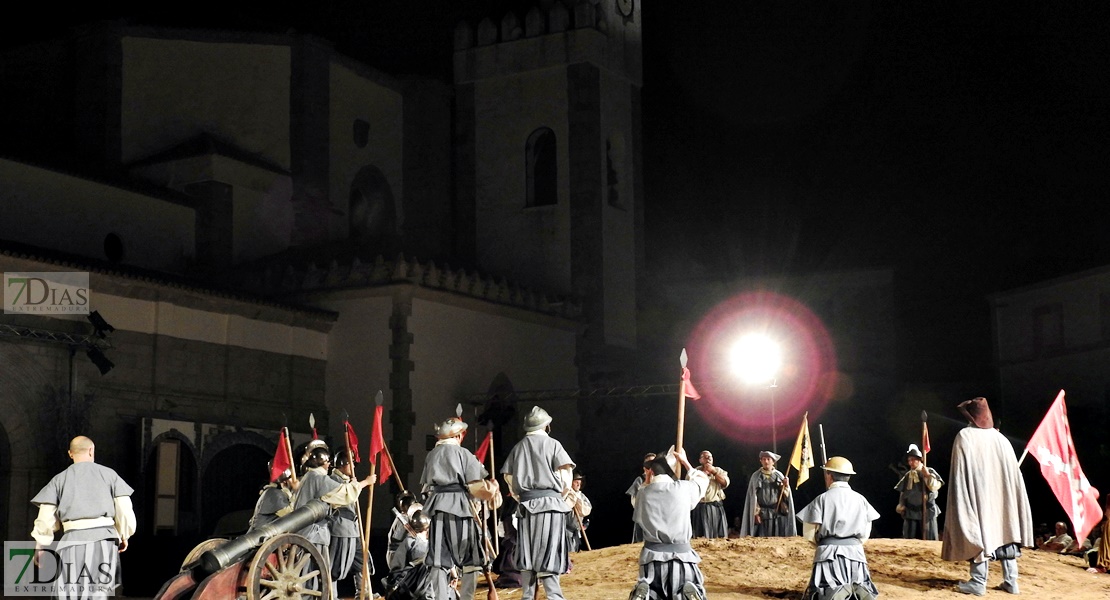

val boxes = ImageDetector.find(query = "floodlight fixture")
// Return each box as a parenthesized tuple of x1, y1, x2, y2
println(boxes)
(87, 310, 115, 339)
(86, 346, 115, 375)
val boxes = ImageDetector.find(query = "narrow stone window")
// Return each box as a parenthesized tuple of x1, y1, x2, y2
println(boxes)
(526, 128, 557, 207)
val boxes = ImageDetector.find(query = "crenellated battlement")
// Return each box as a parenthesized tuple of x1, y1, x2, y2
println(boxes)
(454, 0, 641, 85)
(235, 254, 583, 319)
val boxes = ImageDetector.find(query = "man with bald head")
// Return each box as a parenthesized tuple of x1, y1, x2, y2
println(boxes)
(32, 436, 137, 599)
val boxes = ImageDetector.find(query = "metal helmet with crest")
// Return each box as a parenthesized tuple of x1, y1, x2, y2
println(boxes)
(434, 404, 468, 439)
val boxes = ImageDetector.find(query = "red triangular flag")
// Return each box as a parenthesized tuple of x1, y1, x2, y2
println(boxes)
(270, 430, 293, 483)
(681, 367, 701, 400)
(369, 404, 393, 484)
(474, 431, 492, 465)
(345, 420, 360, 464)
(922, 421, 931, 455)
(1026, 390, 1103, 544)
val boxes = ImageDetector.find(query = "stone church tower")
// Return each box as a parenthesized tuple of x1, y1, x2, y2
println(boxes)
(453, 0, 644, 383)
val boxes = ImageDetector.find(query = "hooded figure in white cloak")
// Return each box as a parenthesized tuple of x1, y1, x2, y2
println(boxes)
(941, 397, 1034, 596)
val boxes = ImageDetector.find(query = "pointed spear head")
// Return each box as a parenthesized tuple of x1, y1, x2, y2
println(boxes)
(342, 409, 350, 422)
(309, 412, 316, 428)
(921, 410, 928, 422)
(375, 390, 384, 406)
(680, 348, 688, 368)
(455, 403, 463, 418)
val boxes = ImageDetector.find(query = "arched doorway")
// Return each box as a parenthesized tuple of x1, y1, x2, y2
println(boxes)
(0, 341, 53, 545)
(348, 165, 400, 253)
(201, 442, 270, 537)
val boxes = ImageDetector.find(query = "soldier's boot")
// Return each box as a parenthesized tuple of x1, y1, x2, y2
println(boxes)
(998, 558, 1019, 594)
(681, 581, 706, 600)
(957, 560, 988, 596)
(628, 581, 649, 600)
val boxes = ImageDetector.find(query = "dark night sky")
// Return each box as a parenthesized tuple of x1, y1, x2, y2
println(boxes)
(4, 1, 1109, 384)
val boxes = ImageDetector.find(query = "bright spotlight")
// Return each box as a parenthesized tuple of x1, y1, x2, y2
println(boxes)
(729, 334, 780, 384)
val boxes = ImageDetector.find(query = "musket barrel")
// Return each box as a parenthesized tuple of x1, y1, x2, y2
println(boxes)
(198, 499, 331, 574)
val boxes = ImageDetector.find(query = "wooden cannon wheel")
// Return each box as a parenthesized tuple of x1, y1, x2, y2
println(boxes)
(180, 538, 227, 571)
(246, 533, 331, 600)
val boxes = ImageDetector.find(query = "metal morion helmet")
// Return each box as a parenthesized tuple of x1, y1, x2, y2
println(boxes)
(434, 417, 468, 439)
(822, 456, 856, 475)
(409, 509, 431, 533)
(305, 446, 332, 469)
(523, 405, 552, 432)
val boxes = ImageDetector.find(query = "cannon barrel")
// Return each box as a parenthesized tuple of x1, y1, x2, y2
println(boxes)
(199, 499, 330, 574)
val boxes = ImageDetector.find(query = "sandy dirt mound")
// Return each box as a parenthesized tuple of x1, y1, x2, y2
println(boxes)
(476, 538, 1109, 599)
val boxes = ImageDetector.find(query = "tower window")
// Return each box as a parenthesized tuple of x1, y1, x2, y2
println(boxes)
(526, 128, 557, 207)
(606, 135, 626, 209)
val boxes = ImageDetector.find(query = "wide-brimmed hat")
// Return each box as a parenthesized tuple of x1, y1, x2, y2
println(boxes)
(759, 450, 781, 462)
(958, 396, 994, 429)
(905, 444, 923, 459)
(822, 456, 856, 475)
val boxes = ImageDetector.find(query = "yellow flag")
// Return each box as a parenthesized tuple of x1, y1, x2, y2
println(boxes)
(789, 412, 814, 488)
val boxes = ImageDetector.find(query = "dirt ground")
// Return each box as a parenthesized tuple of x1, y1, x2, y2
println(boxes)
(473, 537, 1110, 599)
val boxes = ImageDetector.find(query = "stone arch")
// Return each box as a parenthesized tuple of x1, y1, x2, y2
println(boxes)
(145, 429, 200, 470)
(349, 165, 400, 242)
(478, 373, 519, 462)
(199, 431, 273, 536)
(525, 128, 558, 207)
(0, 341, 61, 543)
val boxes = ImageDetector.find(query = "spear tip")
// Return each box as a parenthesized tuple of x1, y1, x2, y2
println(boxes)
(375, 390, 384, 406)
(921, 410, 928, 422)
(680, 348, 688, 368)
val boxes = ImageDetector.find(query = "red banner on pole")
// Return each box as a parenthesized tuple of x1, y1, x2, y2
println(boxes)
(270, 429, 293, 483)
(370, 404, 393, 484)
(681, 367, 701, 400)
(475, 431, 492, 465)
(345, 420, 361, 464)
(1026, 390, 1103, 544)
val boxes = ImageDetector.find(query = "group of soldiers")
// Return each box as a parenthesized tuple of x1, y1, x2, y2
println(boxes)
(29, 396, 1036, 600)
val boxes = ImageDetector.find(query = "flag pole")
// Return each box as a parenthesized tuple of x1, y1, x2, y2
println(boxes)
(489, 430, 500, 558)
(776, 411, 807, 510)
(1016, 448, 1029, 467)
(360, 391, 384, 600)
(282, 426, 299, 487)
(382, 444, 406, 492)
(921, 410, 929, 541)
(676, 349, 689, 479)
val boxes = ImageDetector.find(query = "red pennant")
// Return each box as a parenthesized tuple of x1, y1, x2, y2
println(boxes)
(475, 431, 492, 465)
(681, 367, 701, 400)
(270, 430, 293, 483)
(345, 420, 360, 464)
(1026, 390, 1103, 544)
(370, 404, 393, 484)
(922, 421, 931, 455)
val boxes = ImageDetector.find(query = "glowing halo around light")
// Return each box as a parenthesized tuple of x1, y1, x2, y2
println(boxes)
(685, 290, 837, 445)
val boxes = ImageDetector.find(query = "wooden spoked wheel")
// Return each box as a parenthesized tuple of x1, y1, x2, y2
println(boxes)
(180, 538, 227, 570)
(246, 533, 332, 600)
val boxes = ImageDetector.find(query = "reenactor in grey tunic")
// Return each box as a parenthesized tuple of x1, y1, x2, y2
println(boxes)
(796, 457, 880, 600)
(501, 406, 576, 600)
(386, 491, 422, 570)
(31, 436, 137, 600)
(420, 412, 500, 600)
(628, 447, 710, 600)
(894, 443, 943, 540)
(292, 444, 375, 599)
(691, 450, 730, 538)
(565, 472, 593, 553)
(627, 453, 657, 543)
(383, 510, 435, 600)
(329, 451, 366, 597)
(246, 461, 293, 535)
(739, 451, 797, 537)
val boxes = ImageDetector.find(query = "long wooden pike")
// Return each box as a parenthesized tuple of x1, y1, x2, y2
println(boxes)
(921, 410, 929, 541)
(358, 391, 383, 600)
(676, 348, 689, 479)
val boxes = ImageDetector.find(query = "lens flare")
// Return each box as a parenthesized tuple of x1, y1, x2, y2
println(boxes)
(686, 290, 837, 445)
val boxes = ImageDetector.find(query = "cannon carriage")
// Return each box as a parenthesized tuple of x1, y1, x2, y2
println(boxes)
(155, 499, 333, 600)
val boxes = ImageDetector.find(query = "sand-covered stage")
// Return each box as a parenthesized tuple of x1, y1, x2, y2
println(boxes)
(470, 537, 1109, 599)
